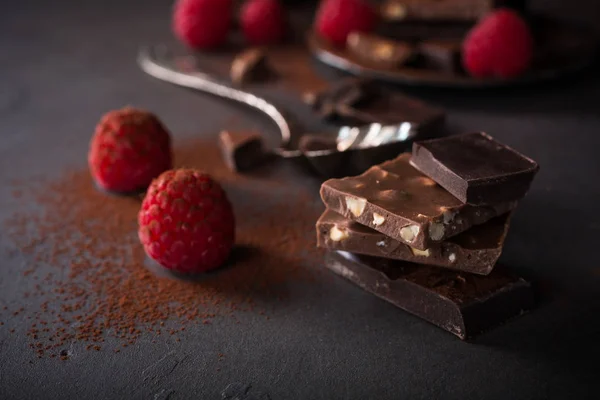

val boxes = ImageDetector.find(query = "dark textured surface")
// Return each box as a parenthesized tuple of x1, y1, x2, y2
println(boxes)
(1, 1, 600, 399)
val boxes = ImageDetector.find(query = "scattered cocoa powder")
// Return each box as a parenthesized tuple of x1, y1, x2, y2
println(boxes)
(3, 136, 325, 358)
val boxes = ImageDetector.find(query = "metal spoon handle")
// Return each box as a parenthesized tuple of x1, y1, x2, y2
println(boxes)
(137, 46, 301, 158)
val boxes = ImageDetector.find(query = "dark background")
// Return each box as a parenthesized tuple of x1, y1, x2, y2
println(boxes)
(1, 1, 600, 399)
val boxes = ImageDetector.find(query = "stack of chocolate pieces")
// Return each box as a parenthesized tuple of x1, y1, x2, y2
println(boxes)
(316, 132, 540, 339)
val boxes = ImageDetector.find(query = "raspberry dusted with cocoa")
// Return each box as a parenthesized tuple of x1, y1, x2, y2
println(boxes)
(173, 0, 233, 50)
(240, 0, 287, 45)
(315, 0, 378, 47)
(138, 168, 235, 274)
(462, 8, 533, 78)
(88, 107, 172, 194)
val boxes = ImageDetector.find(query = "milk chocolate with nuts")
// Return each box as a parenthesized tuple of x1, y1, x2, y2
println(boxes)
(317, 210, 512, 275)
(320, 153, 517, 250)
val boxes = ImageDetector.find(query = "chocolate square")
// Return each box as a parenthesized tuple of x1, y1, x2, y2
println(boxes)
(411, 132, 540, 205)
(218, 131, 267, 172)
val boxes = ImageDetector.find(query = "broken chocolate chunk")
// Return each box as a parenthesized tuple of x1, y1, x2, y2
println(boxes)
(410, 132, 540, 205)
(380, 0, 527, 22)
(298, 134, 338, 152)
(218, 130, 267, 172)
(303, 78, 371, 120)
(325, 251, 534, 340)
(304, 80, 444, 135)
(377, 20, 473, 42)
(418, 39, 463, 74)
(230, 48, 272, 85)
(346, 32, 414, 69)
(336, 90, 445, 136)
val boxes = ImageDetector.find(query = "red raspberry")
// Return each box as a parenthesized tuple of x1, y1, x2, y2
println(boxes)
(138, 169, 236, 274)
(462, 8, 533, 78)
(88, 107, 172, 194)
(315, 0, 378, 46)
(173, 0, 233, 50)
(240, 0, 287, 45)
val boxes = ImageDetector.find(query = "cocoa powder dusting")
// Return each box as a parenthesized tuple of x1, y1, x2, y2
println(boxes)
(3, 136, 325, 358)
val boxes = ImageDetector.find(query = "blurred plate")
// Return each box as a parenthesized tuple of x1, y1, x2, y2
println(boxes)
(308, 17, 599, 89)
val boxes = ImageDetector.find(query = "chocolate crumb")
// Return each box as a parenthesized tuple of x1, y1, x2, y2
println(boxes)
(230, 48, 273, 85)
(218, 130, 267, 172)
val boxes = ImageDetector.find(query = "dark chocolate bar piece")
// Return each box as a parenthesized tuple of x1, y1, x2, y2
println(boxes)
(380, 0, 494, 22)
(418, 39, 463, 74)
(336, 89, 446, 136)
(320, 153, 516, 250)
(298, 134, 338, 153)
(410, 132, 540, 205)
(218, 130, 267, 172)
(346, 32, 414, 69)
(303, 78, 368, 120)
(230, 48, 272, 85)
(325, 251, 534, 339)
(317, 210, 511, 275)
(377, 20, 473, 42)
(305, 81, 445, 137)
(380, 0, 526, 22)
